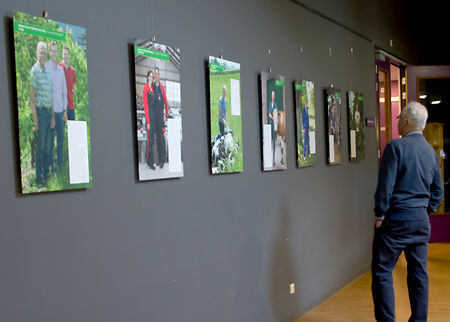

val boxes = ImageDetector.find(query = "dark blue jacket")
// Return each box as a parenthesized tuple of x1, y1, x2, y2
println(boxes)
(374, 131, 444, 221)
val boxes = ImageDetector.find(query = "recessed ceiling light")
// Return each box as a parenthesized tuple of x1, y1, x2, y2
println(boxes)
(420, 94, 427, 99)
(431, 100, 441, 104)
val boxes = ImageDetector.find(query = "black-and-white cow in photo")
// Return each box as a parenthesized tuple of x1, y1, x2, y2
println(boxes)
(211, 128, 239, 172)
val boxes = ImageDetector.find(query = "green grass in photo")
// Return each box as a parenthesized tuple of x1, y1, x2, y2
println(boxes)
(209, 71, 243, 173)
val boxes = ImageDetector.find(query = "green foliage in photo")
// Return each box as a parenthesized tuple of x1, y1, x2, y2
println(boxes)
(296, 81, 316, 168)
(13, 11, 91, 193)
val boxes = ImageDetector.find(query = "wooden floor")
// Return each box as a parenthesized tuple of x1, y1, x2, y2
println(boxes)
(297, 243, 450, 322)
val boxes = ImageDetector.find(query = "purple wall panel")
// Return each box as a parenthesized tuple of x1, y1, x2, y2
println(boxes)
(376, 59, 390, 71)
(429, 214, 450, 242)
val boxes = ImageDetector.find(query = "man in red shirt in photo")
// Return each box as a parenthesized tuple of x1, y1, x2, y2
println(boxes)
(60, 45, 77, 120)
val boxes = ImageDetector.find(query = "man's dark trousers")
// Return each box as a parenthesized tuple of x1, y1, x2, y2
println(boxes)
(372, 218, 431, 322)
(36, 107, 52, 185)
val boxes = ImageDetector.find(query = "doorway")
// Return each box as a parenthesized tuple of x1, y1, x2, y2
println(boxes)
(407, 66, 450, 214)
(417, 77, 450, 213)
(376, 67, 390, 157)
(375, 49, 407, 160)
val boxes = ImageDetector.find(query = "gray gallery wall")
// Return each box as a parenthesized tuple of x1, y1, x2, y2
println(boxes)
(0, 1, 417, 321)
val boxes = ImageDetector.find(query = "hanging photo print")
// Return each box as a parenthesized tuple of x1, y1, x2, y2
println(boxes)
(347, 91, 365, 162)
(134, 40, 183, 181)
(13, 11, 92, 194)
(208, 56, 243, 174)
(261, 71, 287, 171)
(294, 80, 316, 168)
(324, 87, 343, 165)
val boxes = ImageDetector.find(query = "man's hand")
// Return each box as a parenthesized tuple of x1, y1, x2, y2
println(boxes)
(33, 120, 39, 132)
(147, 124, 150, 131)
(51, 115, 55, 129)
(63, 110, 67, 122)
(375, 219, 383, 228)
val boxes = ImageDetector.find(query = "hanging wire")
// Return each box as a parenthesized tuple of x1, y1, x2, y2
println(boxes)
(151, 0, 156, 42)
(298, 45, 304, 83)
(43, 0, 48, 18)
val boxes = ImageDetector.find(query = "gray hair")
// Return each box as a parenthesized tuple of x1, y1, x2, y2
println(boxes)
(36, 41, 47, 52)
(403, 101, 428, 129)
(222, 84, 227, 91)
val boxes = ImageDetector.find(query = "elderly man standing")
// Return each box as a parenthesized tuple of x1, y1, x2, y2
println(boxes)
(30, 41, 53, 186)
(268, 91, 278, 165)
(218, 84, 228, 135)
(302, 100, 310, 158)
(372, 101, 443, 322)
(45, 41, 68, 172)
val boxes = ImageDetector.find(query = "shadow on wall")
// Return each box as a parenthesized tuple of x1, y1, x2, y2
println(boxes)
(4, 16, 22, 195)
(270, 201, 301, 321)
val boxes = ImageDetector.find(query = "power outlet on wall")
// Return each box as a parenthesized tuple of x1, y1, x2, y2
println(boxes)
(290, 283, 295, 294)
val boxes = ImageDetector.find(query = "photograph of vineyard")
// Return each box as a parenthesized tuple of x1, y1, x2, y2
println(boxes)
(209, 56, 243, 174)
(13, 11, 91, 193)
(295, 80, 316, 168)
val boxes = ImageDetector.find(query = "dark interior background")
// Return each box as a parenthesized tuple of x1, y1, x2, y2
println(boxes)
(418, 78, 450, 212)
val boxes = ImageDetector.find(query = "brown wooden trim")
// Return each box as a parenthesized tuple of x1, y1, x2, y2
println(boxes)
(400, 66, 407, 108)
(376, 67, 391, 156)
(430, 213, 450, 217)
